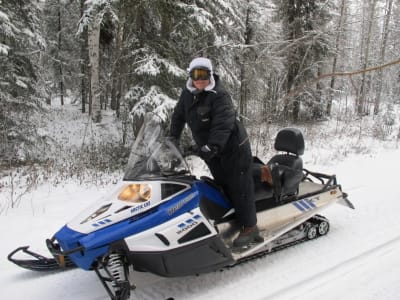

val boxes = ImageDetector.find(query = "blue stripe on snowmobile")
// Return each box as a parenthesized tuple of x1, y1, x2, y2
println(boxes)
(293, 201, 306, 211)
(299, 199, 311, 210)
(305, 198, 316, 208)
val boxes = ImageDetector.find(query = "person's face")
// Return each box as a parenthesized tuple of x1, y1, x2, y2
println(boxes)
(192, 78, 210, 91)
(190, 68, 211, 91)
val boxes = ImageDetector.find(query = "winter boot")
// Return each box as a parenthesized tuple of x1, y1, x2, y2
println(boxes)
(233, 226, 264, 248)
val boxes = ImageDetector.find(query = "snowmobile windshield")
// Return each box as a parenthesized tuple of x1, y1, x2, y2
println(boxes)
(123, 116, 190, 180)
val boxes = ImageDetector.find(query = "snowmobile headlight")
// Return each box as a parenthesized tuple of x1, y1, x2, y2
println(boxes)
(118, 184, 152, 203)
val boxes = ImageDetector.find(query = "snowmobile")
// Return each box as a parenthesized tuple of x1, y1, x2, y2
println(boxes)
(8, 116, 354, 300)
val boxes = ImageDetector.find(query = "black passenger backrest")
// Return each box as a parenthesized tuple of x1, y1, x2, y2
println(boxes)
(274, 127, 304, 156)
(268, 127, 304, 168)
(268, 128, 305, 196)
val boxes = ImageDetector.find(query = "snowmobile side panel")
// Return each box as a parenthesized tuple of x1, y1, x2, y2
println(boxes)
(124, 208, 218, 252)
(127, 235, 234, 277)
(194, 181, 230, 208)
(195, 181, 232, 220)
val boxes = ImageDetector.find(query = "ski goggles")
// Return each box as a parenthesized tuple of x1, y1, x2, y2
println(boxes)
(190, 68, 211, 81)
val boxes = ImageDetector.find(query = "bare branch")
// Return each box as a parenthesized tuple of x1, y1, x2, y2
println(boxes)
(280, 58, 400, 102)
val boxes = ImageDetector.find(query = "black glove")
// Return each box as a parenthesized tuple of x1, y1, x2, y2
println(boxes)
(199, 144, 218, 161)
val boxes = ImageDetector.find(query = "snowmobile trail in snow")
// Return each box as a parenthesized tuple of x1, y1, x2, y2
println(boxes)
(261, 234, 400, 300)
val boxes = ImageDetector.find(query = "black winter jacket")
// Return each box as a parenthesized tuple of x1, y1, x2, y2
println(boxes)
(170, 75, 249, 155)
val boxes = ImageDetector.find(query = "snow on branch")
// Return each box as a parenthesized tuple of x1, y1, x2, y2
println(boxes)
(0, 43, 10, 55)
(134, 54, 186, 78)
(77, 0, 117, 35)
(175, 3, 214, 31)
(130, 86, 176, 123)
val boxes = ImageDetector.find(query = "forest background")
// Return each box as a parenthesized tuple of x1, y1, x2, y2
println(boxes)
(1, 0, 400, 187)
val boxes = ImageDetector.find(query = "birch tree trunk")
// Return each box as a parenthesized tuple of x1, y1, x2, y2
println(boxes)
(88, 14, 102, 123)
(110, 23, 120, 114)
(374, 0, 393, 115)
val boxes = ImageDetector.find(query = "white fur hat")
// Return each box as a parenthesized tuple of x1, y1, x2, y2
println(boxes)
(188, 57, 213, 73)
(186, 57, 216, 92)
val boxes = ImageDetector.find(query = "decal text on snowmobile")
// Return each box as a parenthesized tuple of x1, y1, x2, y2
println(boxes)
(168, 192, 196, 215)
(176, 220, 199, 234)
(130, 201, 151, 213)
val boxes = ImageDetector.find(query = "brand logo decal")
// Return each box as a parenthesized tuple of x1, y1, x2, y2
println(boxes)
(168, 193, 196, 215)
(176, 215, 202, 234)
(130, 201, 151, 214)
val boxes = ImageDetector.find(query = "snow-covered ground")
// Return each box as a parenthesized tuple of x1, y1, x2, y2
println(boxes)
(1, 147, 400, 300)
(1, 104, 400, 299)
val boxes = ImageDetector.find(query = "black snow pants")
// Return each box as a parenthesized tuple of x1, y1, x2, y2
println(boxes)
(206, 140, 257, 228)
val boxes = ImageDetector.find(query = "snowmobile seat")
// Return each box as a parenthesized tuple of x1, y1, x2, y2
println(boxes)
(268, 127, 304, 198)
(252, 128, 304, 203)
(252, 157, 274, 201)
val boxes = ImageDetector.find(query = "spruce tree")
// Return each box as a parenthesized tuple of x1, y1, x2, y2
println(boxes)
(277, 0, 333, 122)
(0, 0, 45, 163)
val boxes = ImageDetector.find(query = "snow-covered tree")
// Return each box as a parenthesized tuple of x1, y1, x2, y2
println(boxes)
(79, 0, 117, 122)
(0, 0, 46, 163)
(276, 0, 333, 122)
(42, 0, 81, 106)
(111, 1, 218, 133)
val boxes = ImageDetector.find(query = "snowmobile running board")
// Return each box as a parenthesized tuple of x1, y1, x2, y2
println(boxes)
(7, 246, 76, 272)
(233, 215, 329, 266)
(231, 201, 335, 260)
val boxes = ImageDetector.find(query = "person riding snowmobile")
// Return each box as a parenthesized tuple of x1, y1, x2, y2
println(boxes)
(169, 57, 263, 247)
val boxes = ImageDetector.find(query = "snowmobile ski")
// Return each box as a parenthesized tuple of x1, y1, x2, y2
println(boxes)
(7, 246, 75, 271)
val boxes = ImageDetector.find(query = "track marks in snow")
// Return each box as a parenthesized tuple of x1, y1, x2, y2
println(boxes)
(262, 235, 400, 300)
